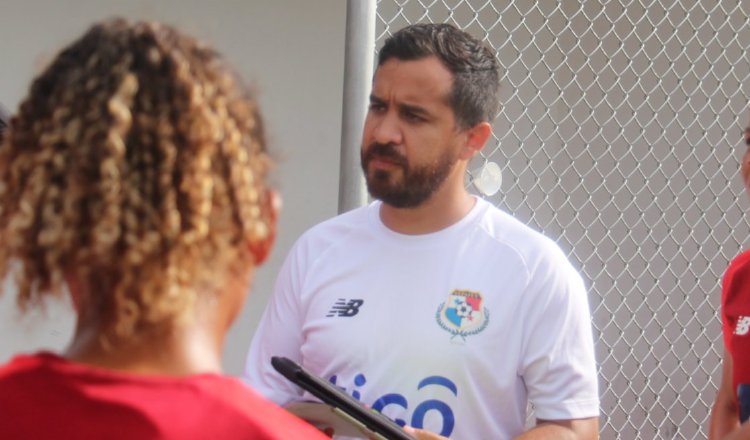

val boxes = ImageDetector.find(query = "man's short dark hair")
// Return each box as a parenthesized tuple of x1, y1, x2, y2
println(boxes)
(377, 23, 500, 129)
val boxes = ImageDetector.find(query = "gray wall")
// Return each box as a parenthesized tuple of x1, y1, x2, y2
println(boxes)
(0, 0, 347, 376)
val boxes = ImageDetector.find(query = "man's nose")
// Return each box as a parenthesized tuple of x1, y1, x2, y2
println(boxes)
(370, 111, 403, 146)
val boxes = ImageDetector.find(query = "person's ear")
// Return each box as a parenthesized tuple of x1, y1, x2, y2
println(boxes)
(248, 190, 280, 266)
(459, 121, 492, 160)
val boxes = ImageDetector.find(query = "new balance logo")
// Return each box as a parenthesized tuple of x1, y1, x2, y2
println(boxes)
(736, 316, 750, 336)
(327, 299, 364, 317)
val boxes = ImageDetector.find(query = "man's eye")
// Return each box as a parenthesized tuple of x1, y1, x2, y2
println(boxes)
(404, 112, 424, 122)
(369, 103, 386, 112)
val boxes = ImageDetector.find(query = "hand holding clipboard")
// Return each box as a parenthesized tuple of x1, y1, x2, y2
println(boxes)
(271, 356, 416, 440)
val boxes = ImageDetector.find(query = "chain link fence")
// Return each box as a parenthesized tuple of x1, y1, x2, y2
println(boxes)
(373, 1, 750, 438)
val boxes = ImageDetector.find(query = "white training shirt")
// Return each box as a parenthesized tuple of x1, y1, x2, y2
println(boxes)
(245, 197, 599, 439)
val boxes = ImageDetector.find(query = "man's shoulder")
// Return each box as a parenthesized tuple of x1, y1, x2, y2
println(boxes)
(477, 201, 566, 260)
(475, 201, 586, 294)
(292, 204, 372, 250)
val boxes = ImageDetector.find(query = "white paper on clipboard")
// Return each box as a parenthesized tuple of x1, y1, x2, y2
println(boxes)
(285, 400, 386, 438)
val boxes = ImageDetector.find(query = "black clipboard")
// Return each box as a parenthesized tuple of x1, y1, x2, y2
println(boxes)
(271, 356, 415, 440)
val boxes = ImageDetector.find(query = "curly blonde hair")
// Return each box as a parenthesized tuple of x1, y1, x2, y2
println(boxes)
(0, 19, 274, 342)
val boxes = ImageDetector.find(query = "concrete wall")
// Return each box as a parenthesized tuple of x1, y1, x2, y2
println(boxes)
(0, 0, 347, 376)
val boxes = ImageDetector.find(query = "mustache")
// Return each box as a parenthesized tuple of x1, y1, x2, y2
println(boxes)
(362, 143, 408, 167)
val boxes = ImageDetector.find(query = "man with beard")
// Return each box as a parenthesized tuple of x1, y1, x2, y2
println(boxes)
(245, 23, 600, 440)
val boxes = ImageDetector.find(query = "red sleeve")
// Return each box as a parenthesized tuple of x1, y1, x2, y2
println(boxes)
(722, 250, 750, 355)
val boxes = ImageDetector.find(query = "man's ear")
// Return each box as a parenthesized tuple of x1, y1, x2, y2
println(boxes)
(459, 121, 492, 160)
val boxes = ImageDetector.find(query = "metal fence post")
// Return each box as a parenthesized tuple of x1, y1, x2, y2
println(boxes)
(338, 0, 376, 214)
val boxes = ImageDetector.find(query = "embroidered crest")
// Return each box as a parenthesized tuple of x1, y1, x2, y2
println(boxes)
(436, 289, 489, 341)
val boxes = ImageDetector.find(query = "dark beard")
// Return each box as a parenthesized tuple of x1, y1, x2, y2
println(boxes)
(360, 142, 457, 208)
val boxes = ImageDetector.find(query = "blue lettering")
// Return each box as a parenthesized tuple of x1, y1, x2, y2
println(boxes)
(352, 373, 367, 400)
(417, 376, 458, 396)
(411, 376, 456, 436)
(411, 400, 455, 436)
(371, 393, 408, 427)
(331, 374, 458, 436)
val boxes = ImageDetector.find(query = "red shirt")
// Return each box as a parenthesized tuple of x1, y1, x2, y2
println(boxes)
(722, 249, 750, 405)
(0, 352, 327, 439)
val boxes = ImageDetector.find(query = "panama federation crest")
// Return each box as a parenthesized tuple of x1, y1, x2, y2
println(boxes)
(436, 289, 489, 341)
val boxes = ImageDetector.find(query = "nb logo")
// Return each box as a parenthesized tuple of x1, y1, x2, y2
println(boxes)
(736, 316, 750, 336)
(327, 299, 364, 317)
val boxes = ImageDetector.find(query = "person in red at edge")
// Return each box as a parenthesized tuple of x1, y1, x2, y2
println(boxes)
(710, 115, 750, 440)
(0, 18, 327, 440)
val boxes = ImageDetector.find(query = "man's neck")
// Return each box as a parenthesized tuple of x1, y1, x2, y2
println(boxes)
(379, 189, 476, 235)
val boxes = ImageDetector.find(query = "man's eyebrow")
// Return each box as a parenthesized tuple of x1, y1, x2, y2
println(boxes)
(399, 102, 431, 117)
(369, 96, 432, 118)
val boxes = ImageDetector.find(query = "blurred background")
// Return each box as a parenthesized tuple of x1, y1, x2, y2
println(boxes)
(3, 1, 750, 438)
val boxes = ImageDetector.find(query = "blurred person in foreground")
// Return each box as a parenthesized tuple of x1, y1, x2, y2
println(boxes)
(245, 23, 600, 440)
(710, 117, 750, 440)
(0, 18, 327, 439)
